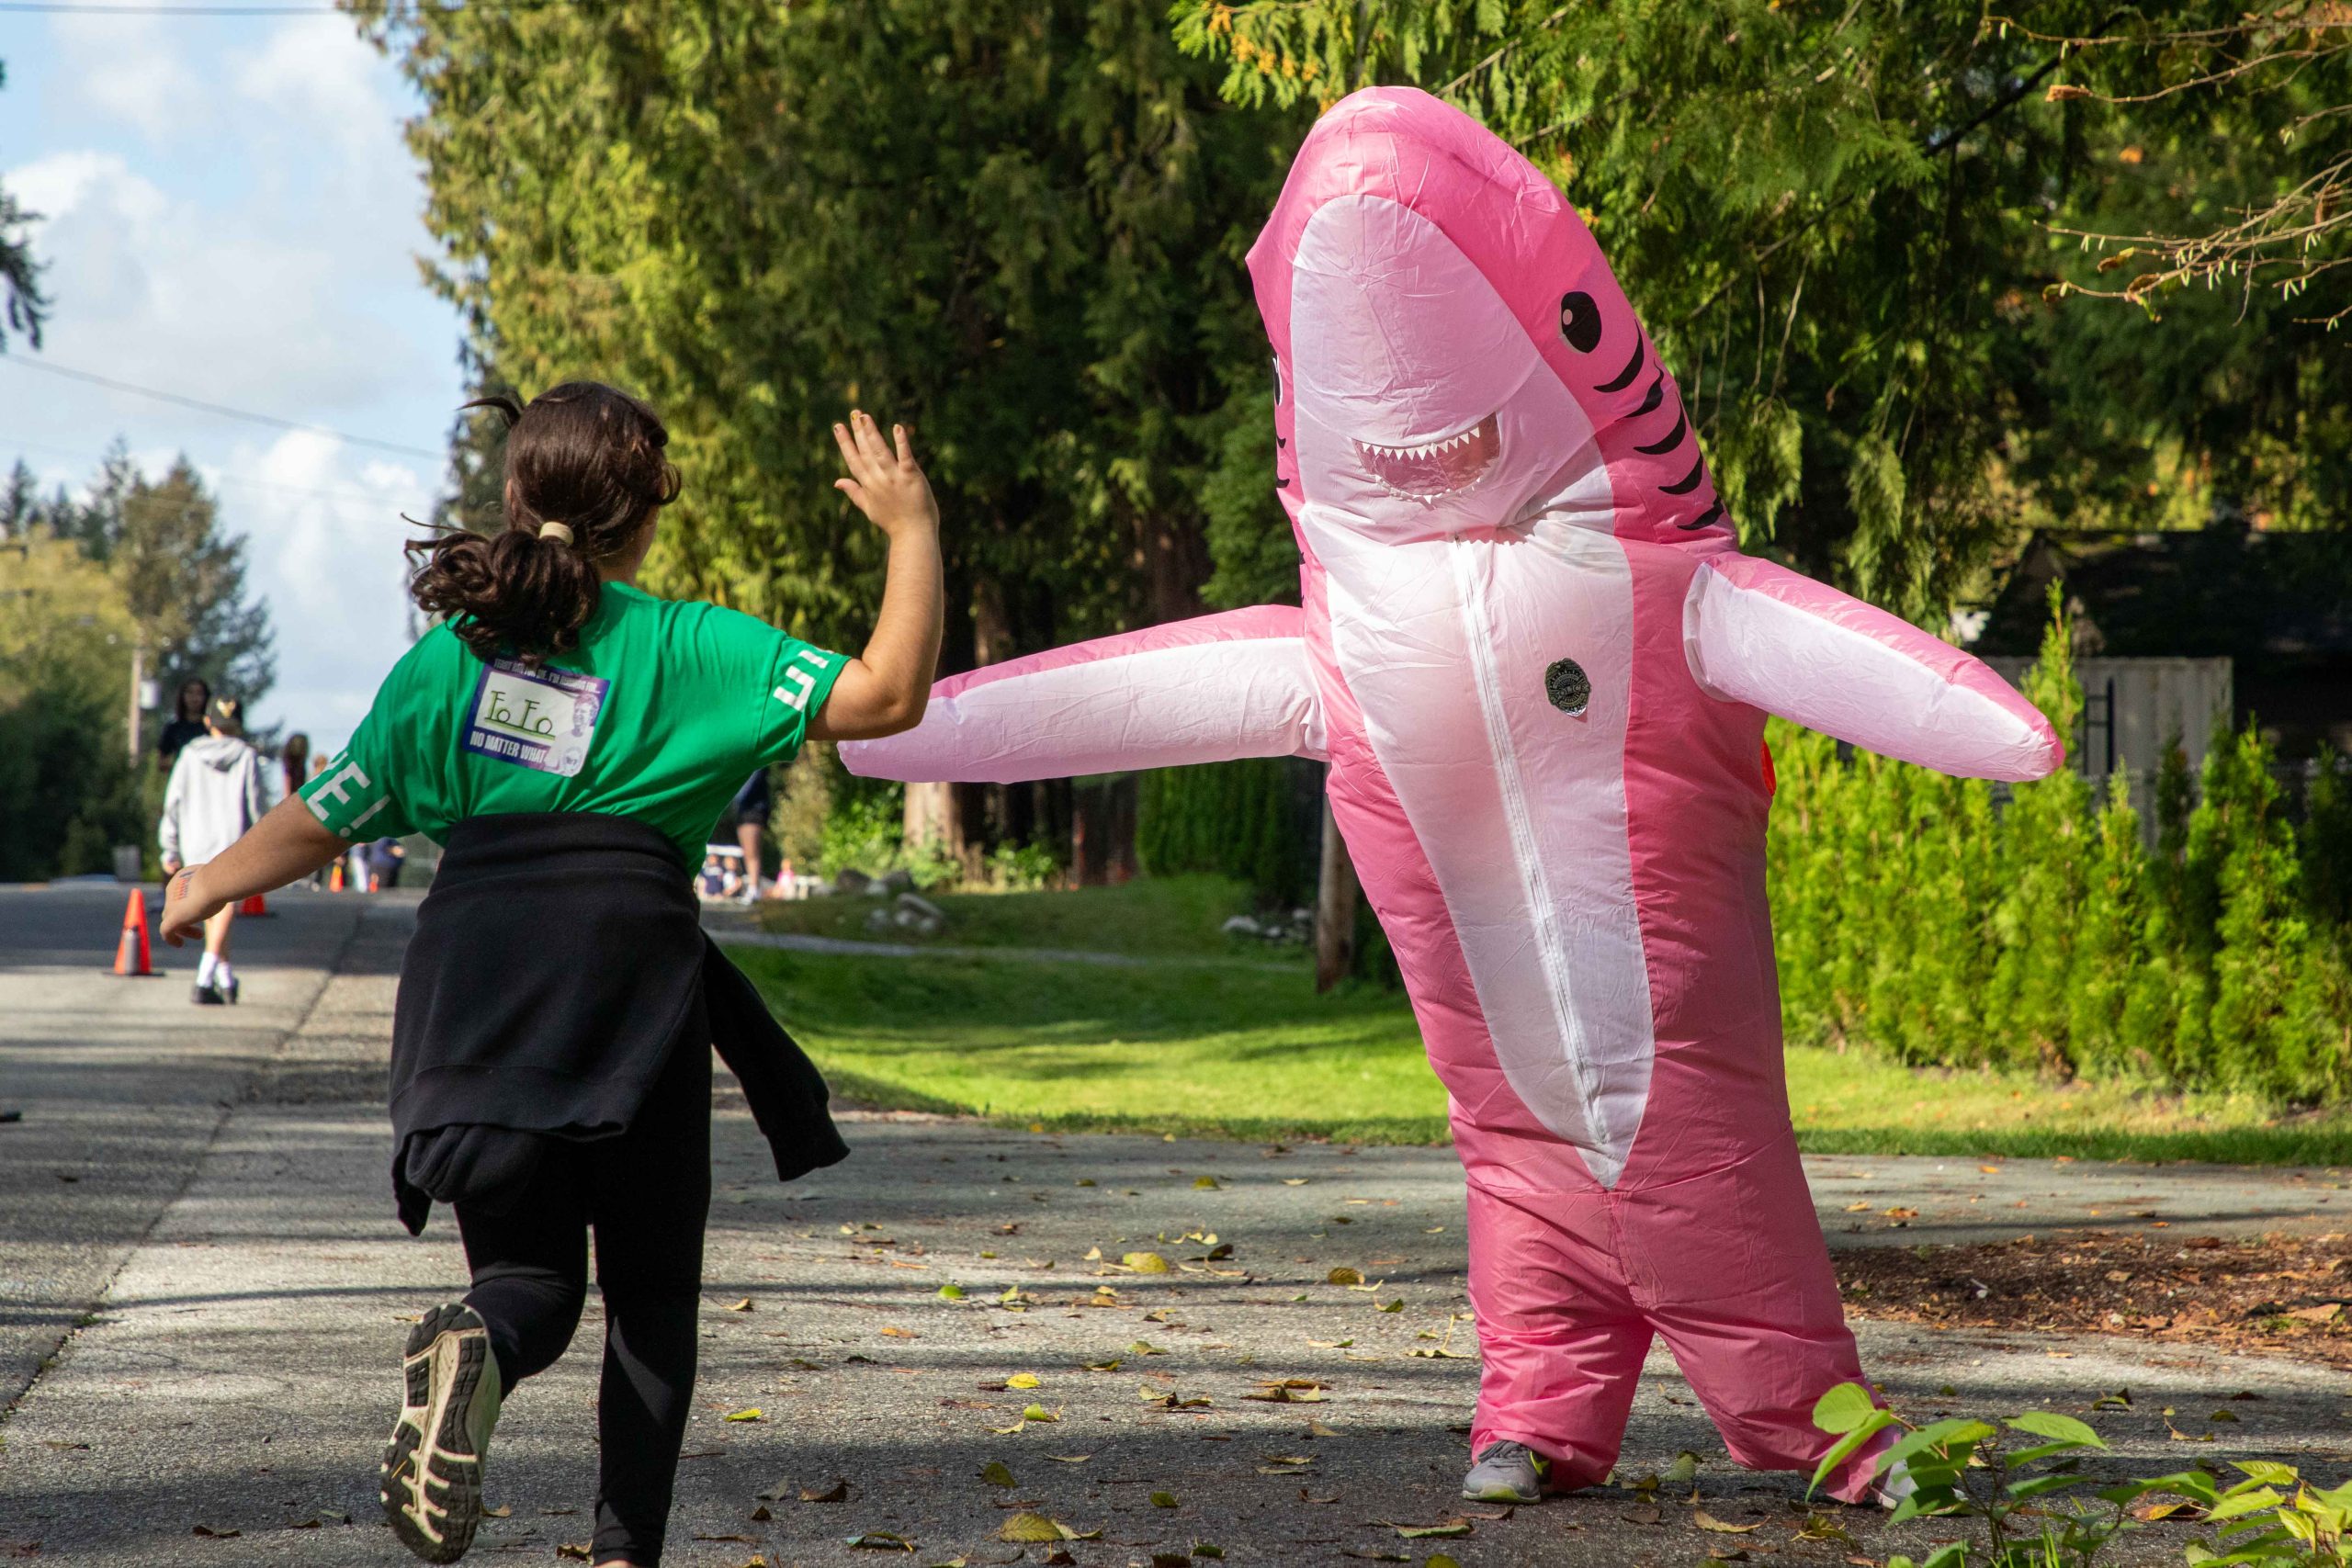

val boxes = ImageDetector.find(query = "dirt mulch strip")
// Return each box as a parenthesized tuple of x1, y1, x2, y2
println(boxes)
(1836, 1228, 2352, 1371)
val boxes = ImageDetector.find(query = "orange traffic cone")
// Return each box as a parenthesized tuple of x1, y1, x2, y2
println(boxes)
(113, 889, 153, 977)
(329, 861, 345, 893)
(239, 893, 269, 916)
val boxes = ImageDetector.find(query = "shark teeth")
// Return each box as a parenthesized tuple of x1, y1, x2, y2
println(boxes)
(1352, 413, 1501, 503)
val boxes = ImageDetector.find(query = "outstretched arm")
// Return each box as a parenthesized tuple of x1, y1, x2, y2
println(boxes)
(158, 796, 349, 944)
(810, 411, 945, 742)
(841, 606, 1327, 784)
(1682, 555, 2063, 782)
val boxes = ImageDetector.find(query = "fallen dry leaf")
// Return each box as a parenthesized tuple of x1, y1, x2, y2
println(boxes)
(1694, 1509, 1762, 1534)
(999, 1513, 1065, 1542)
(725, 1297, 754, 1312)
(801, 1480, 852, 1503)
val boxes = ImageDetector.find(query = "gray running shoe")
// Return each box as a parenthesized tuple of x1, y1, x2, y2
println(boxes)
(1462, 1439, 1547, 1503)
(381, 1302, 503, 1563)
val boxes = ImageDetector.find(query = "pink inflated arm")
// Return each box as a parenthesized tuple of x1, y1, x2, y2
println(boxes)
(839, 605, 1328, 784)
(1681, 556, 2064, 782)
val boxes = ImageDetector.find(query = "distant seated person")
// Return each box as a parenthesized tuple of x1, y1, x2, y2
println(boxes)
(155, 677, 213, 773)
(364, 836, 408, 891)
(697, 845, 745, 901)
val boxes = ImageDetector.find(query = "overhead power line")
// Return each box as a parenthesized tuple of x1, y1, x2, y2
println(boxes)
(0, 2, 349, 10)
(0, 355, 446, 462)
(0, 0, 578, 12)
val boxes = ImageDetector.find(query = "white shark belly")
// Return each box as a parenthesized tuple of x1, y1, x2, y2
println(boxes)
(1306, 510, 1656, 1188)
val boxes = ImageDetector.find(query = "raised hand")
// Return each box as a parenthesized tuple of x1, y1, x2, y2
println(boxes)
(831, 410, 938, 540)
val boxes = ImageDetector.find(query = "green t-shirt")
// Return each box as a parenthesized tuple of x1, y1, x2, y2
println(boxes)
(302, 583, 848, 868)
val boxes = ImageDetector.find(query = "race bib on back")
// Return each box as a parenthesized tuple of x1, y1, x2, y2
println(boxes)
(463, 659, 610, 777)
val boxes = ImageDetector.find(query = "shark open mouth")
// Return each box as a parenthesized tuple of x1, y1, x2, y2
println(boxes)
(1354, 413, 1500, 503)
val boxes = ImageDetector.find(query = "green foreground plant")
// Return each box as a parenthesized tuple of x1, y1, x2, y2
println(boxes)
(1809, 1382, 2352, 1568)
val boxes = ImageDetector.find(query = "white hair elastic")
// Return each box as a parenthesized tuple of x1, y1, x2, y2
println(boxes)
(538, 522, 575, 546)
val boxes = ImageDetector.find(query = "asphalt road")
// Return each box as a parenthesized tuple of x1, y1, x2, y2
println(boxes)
(3, 887, 2349, 1568)
(0, 882, 374, 1406)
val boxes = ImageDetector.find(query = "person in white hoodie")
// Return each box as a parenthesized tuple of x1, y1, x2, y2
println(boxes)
(159, 696, 268, 1004)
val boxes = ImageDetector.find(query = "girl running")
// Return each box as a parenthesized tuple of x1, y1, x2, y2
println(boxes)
(157, 385, 944, 1567)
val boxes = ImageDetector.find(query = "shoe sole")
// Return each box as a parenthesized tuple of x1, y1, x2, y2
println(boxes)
(1462, 1481, 1543, 1504)
(380, 1303, 501, 1564)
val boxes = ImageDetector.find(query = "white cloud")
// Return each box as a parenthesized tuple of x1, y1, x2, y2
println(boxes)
(217, 431, 430, 750)
(4, 16, 465, 753)
(234, 21, 406, 171)
(8, 144, 431, 416)
(54, 17, 209, 143)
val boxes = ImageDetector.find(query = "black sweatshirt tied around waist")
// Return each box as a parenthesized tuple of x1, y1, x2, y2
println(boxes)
(390, 811, 847, 1233)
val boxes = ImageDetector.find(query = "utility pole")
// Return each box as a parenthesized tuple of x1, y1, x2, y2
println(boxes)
(126, 638, 144, 766)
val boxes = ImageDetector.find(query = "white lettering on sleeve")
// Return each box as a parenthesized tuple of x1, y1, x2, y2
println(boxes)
(312, 760, 372, 807)
(773, 666, 817, 713)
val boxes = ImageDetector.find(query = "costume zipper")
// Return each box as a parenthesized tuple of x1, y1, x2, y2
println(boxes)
(1447, 535, 1615, 1183)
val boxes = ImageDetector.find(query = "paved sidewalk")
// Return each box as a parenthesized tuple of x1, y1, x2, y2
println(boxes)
(3, 896, 2348, 1566)
(0, 883, 371, 1406)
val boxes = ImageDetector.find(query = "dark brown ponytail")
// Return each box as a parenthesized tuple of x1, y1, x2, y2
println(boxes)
(406, 381, 682, 663)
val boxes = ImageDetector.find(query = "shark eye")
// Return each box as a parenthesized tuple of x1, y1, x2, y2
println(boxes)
(1558, 291, 1601, 354)
(1271, 356, 1285, 406)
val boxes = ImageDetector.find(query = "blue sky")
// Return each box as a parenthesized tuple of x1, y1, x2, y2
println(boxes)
(1, 10, 465, 756)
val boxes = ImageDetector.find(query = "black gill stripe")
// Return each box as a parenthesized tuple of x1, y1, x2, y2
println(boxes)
(1661, 456, 1705, 495)
(1634, 407, 1686, 456)
(1677, 502, 1726, 532)
(1634, 374, 1665, 418)
(1596, 338, 1645, 394)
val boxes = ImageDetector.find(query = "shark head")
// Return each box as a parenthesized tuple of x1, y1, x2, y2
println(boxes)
(1249, 87, 1727, 548)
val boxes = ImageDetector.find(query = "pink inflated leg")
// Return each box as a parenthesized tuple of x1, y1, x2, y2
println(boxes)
(1467, 1136, 1883, 1502)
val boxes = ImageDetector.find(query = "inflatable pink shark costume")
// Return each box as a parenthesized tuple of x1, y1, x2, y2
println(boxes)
(844, 88, 2063, 1498)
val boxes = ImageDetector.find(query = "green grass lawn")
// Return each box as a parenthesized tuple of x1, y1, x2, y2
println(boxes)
(739, 879, 2352, 1166)
(757, 874, 1306, 962)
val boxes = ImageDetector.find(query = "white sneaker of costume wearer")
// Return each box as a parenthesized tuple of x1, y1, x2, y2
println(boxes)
(1877, 1456, 1919, 1510)
(382, 1302, 503, 1563)
(1462, 1438, 1548, 1504)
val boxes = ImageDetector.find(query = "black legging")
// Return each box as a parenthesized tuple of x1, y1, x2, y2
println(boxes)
(453, 1040, 712, 1566)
